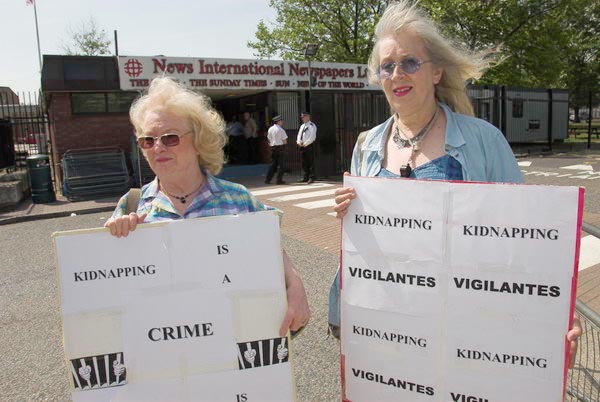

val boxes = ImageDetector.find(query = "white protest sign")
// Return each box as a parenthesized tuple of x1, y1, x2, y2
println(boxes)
(340, 176, 583, 402)
(53, 211, 295, 402)
(55, 227, 172, 315)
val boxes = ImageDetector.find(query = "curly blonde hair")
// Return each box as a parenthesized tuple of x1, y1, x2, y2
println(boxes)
(130, 77, 227, 175)
(368, 0, 491, 116)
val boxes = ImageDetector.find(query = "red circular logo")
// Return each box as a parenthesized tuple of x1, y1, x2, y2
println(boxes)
(124, 59, 143, 77)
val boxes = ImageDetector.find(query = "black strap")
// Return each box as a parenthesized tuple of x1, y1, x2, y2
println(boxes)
(300, 125, 309, 142)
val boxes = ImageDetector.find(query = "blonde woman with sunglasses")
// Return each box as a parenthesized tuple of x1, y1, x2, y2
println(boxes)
(104, 77, 310, 336)
(330, 0, 580, 366)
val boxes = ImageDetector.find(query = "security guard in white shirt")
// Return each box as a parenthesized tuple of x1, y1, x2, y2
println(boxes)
(266, 115, 288, 184)
(296, 111, 317, 183)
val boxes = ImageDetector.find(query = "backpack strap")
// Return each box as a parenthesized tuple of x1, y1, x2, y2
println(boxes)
(125, 188, 142, 215)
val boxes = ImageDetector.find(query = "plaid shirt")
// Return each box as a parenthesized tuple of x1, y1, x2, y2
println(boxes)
(111, 174, 275, 221)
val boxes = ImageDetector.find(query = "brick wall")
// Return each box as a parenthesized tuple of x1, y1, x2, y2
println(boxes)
(48, 93, 134, 158)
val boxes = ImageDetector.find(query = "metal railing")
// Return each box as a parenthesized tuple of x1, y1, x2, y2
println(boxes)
(0, 90, 50, 171)
(567, 222, 600, 402)
(61, 147, 130, 200)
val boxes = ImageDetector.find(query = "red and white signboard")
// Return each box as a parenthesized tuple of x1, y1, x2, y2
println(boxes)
(117, 56, 378, 92)
(340, 176, 583, 402)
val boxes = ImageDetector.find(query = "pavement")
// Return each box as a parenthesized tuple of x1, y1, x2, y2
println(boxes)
(0, 211, 342, 402)
(3, 164, 599, 312)
(0, 194, 120, 225)
(1, 155, 600, 401)
(3, 141, 600, 224)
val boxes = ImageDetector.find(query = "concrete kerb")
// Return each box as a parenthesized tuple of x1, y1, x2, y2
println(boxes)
(2, 148, 597, 226)
(0, 174, 292, 226)
(512, 142, 600, 158)
(0, 205, 116, 226)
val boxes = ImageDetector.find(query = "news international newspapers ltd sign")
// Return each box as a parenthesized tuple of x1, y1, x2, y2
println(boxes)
(341, 177, 584, 402)
(117, 56, 379, 92)
(53, 212, 296, 402)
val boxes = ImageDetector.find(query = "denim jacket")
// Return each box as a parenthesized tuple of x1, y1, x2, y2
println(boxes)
(350, 103, 524, 183)
(328, 104, 523, 336)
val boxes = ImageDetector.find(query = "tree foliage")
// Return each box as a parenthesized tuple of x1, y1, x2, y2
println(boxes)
(250, 0, 599, 108)
(62, 17, 112, 56)
(420, 0, 599, 93)
(558, 0, 600, 113)
(420, 0, 567, 87)
(248, 0, 389, 63)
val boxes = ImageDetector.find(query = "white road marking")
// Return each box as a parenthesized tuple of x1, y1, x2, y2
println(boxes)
(252, 182, 334, 196)
(518, 161, 532, 167)
(268, 189, 336, 202)
(294, 198, 336, 209)
(560, 164, 593, 171)
(579, 235, 600, 272)
(521, 170, 600, 180)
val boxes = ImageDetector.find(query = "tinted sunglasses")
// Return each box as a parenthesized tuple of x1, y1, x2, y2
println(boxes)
(137, 131, 192, 149)
(376, 57, 431, 80)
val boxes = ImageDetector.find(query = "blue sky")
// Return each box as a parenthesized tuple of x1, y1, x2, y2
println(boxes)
(2, 0, 277, 93)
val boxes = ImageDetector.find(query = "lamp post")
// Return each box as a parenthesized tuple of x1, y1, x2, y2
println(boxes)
(304, 43, 320, 113)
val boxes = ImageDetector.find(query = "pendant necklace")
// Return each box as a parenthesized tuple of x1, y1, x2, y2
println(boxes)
(161, 182, 203, 204)
(393, 107, 440, 177)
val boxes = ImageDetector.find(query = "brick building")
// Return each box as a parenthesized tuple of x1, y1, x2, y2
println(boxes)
(41, 55, 387, 185)
(42, 56, 137, 173)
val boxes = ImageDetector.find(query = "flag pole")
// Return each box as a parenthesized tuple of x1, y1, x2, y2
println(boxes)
(32, 0, 42, 72)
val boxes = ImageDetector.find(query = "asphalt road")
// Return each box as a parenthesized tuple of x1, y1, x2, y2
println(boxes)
(0, 212, 341, 402)
(2, 150, 599, 401)
(519, 152, 600, 216)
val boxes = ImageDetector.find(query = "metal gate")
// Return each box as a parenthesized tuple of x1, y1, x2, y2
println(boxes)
(0, 90, 52, 172)
(334, 92, 388, 174)
(275, 92, 302, 174)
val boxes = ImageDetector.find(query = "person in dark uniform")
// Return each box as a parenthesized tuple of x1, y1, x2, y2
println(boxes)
(225, 115, 245, 164)
(265, 115, 288, 184)
(296, 112, 317, 183)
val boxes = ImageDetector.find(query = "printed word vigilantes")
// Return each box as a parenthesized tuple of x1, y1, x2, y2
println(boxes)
(454, 277, 560, 297)
(73, 265, 156, 282)
(352, 368, 434, 396)
(463, 225, 559, 240)
(349, 267, 436, 288)
(354, 214, 432, 230)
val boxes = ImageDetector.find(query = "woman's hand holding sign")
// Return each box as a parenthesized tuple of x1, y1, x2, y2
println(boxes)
(568, 315, 582, 368)
(105, 213, 147, 238)
(334, 172, 355, 219)
(280, 251, 310, 337)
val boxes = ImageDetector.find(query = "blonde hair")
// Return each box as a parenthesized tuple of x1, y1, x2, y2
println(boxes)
(368, 0, 491, 116)
(130, 77, 227, 175)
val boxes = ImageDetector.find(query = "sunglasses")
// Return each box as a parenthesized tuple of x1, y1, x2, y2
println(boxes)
(376, 57, 431, 80)
(137, 131, 192, 149)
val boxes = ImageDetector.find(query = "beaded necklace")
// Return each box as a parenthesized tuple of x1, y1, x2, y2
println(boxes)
(392, 107, 440, 177)
(160, 181, 203, 204)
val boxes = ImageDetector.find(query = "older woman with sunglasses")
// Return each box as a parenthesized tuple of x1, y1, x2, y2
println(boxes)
(331, 0, 581, 365)
(105, 77, 310, 336)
